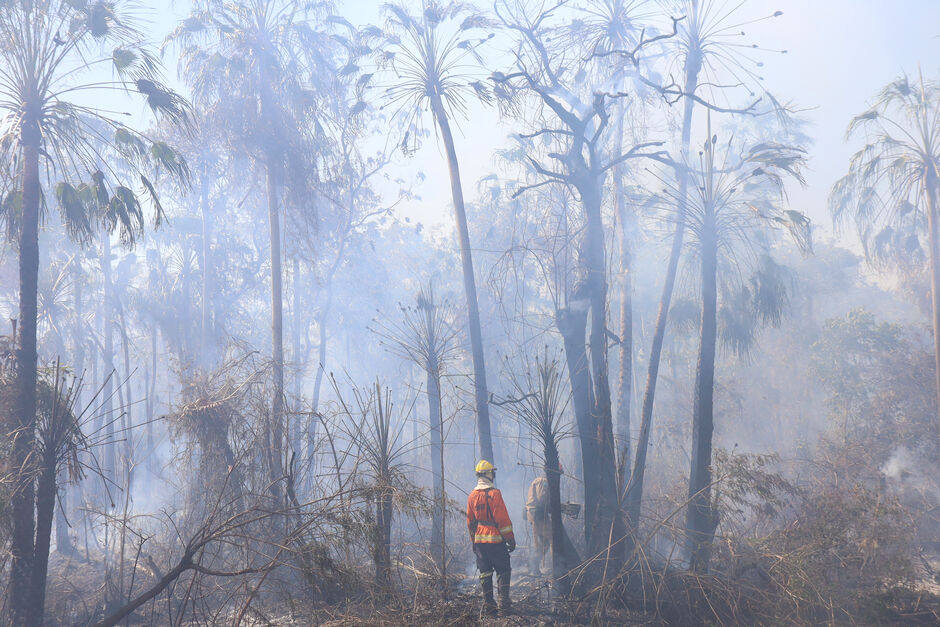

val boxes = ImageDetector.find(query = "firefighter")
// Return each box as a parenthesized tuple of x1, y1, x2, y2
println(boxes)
(466, 459, 515, 615)
(525, 462, 562, 575)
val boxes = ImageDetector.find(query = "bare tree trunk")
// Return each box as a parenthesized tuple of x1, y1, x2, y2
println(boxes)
(375, 487, 393, 586)
(30, 436, 58, 622)
(10, 112, 41, 627)
(625, 47, 702, 535)
(430, 95, 493, 463)
(926, 171, 940, 437)
(267, 166, 285, 489)
(91, 552, 196, 627)
(686, 199, 719, 572)
(427, 362, 445, 569)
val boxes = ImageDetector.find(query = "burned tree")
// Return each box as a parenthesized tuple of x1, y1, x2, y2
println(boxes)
(492, 0, 673, 567)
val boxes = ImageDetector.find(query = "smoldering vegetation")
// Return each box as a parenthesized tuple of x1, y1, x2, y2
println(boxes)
(0, 0, 939, 625)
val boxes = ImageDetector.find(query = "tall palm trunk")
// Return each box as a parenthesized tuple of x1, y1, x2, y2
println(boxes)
(429, 94, 493, 463)
(926, 169, 940, 436)
(427, 360, 445, 572)
(310, 231, 348, 465)
(686, 194, 718, 572)
(625, 45, 702, 532)
(267, 166, 285, 487)
(10, 110, 41, 627)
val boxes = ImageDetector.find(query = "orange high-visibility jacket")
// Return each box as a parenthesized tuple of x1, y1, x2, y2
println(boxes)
(467, 484, 515, 544)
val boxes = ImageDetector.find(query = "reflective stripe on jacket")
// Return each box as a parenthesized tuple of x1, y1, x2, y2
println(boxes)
(467, 482, 514, 544)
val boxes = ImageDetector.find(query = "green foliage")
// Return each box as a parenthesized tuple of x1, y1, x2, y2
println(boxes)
(830, 72, 940, 269)
(0, 0, 191, 248)
(810, 307, 938, 454)
(712, 449, 797, 529)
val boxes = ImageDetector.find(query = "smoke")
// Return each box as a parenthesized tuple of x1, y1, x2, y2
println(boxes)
(881, 446, 913, 481)
(881, 446, 940, 502)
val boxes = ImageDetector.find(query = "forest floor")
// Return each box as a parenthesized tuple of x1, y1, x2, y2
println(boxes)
(315, 570, 654, 626)
(307, 558, 940, 627)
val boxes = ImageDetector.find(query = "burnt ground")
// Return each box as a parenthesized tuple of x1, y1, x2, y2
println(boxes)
(314, 571, 655, 626)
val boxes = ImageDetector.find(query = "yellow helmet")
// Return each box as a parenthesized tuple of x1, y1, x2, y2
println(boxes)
(475, 459, 496, 474)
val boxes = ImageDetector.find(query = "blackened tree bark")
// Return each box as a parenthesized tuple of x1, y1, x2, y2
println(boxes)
(492, 8, 676, 571)
(10, 109, 41, 627)
(581, 181, 627, 566)
(544, 441, 580, 595)
(556, 297, 598, 547)
(30, 406, 59, 620)
(686, 178, 719, 572)
(374, 485, 393, 586)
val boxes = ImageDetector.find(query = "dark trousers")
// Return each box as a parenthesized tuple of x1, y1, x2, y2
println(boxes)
(474, 542, 511, 575)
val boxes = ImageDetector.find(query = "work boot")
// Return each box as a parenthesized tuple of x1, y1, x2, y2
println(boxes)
(480, 571, 497, 617)
(497, 570, 512, 613)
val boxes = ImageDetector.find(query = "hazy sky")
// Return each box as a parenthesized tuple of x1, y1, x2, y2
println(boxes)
(363, 0, 940, 247)
(150, 1, 940, 247)
(759, 0, 940, 241)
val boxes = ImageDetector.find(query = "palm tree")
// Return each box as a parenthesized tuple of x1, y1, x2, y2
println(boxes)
(169, 0, 331, 487)
(0, 2, 188, 623)
(346, 381, 412, 587)
(371, 282, 460, 575)
(625, 0, 787, 542)
(679, 125, 809, 571)
(831, 72, 940, 433)
(495, 350, 581, 594)
(381, 1, 497, 462)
